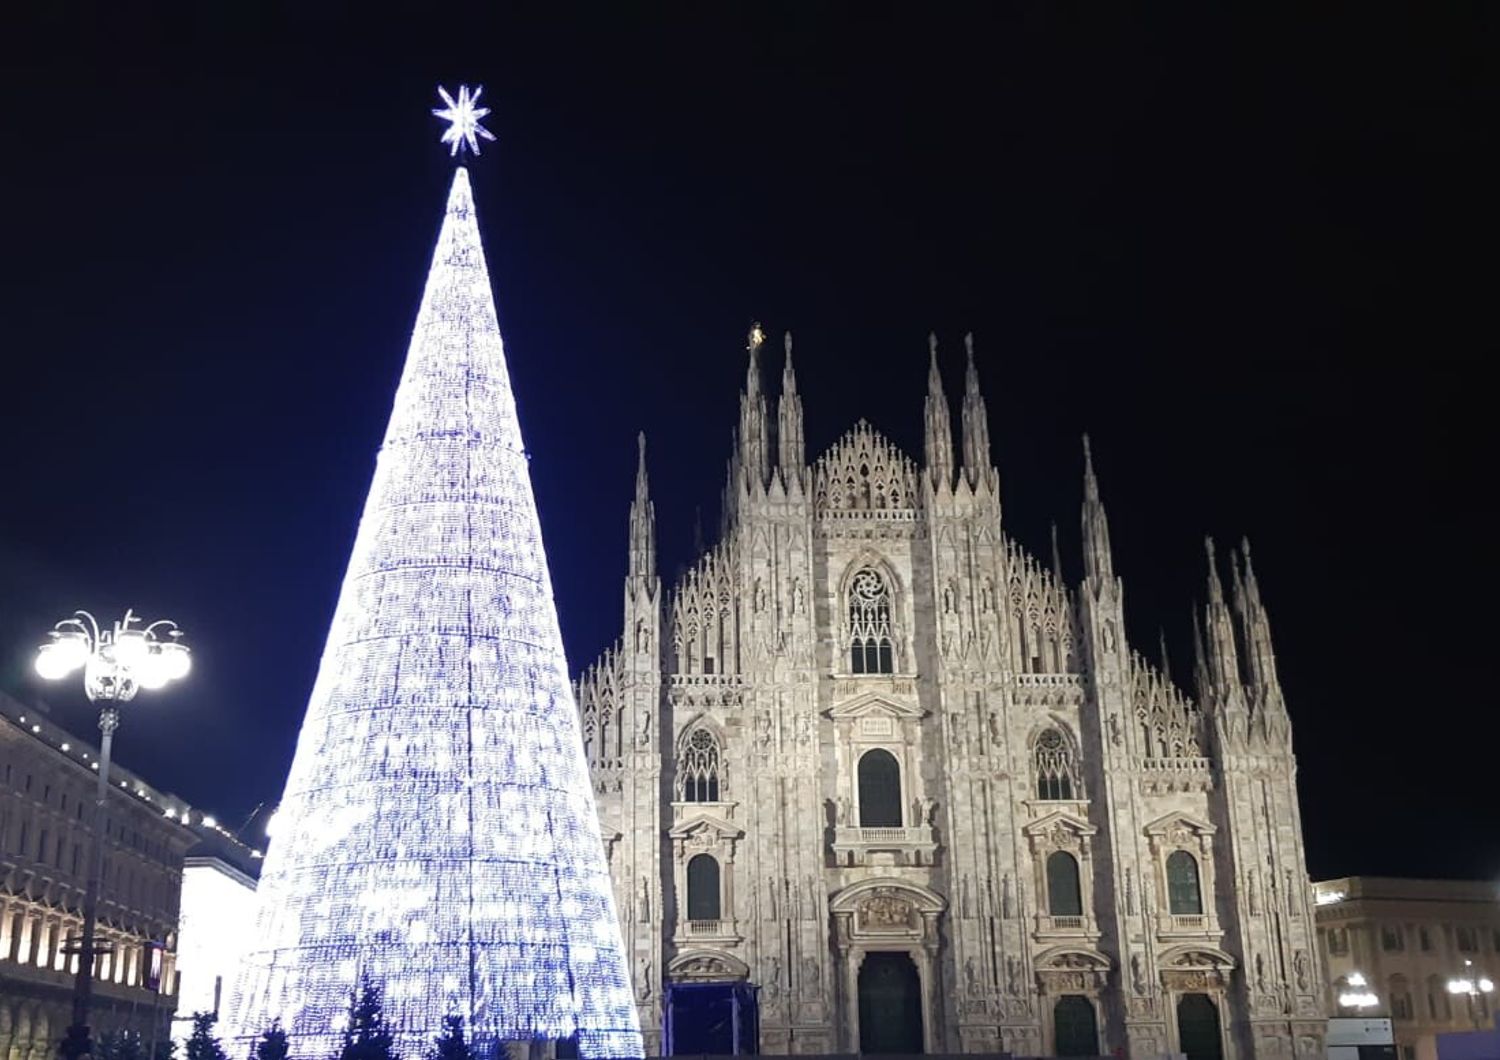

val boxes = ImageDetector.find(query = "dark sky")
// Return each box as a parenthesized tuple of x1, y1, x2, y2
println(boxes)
(1, 7, 1494, 880)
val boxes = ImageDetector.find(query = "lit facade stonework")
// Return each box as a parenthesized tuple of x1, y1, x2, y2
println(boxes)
(0, 692, 199, 1060)
(1314, 877, 1500, 1060)
(576, 331, 1329, 1058)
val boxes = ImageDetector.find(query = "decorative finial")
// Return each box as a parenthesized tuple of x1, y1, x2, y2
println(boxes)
(1082, 433, 1093, 465)
(433, 84, 496, 158)
(928, 332, 938, 355)
(784, 330, 793, 357)
(748, 322, 765, 352)
(964, 332, 975, 359)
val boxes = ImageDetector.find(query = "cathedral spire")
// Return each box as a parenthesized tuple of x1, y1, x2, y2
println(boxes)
(627, 431, 656, 584)
(924, 333, 955, 490)
(1050, 521, 1064, 585)
(1202, 537, 1245, 707)
(960, 332, 992, 486)
(1159, 627, 1173, 683)
(738, 322, 771, 492)
(777, 330, 805, 490)
(1080, 434, 1115, 585)
(1232, 537, 1282, 701)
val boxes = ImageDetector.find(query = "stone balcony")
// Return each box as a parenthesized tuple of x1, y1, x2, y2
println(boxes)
(830, 824, 937, 868)
(1033, 912, 1102, 943)
(1156, 912, 1222, 939)
(674, 918, 741, 945)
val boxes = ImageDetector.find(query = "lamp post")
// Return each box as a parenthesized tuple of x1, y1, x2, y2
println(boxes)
(1446, 958, 1496, 1031)
(35, 610, 190, 1060)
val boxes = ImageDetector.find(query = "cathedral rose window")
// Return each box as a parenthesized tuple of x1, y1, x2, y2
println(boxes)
(679, 728, 722, 802)
(1034, 727, 1079, 801)
(848, 568, 894, 674)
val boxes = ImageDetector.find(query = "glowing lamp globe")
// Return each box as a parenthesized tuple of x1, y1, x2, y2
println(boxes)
(35, 643, 72, 680)
(113, 629, 149, 667)
(54, 630, 91, 672)
(134, 651, 172, 691)
(158, 640, 192, 681)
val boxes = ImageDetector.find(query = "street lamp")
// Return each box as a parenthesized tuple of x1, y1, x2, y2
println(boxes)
(35, 610, 190, 1060)
(1447, 958, 1496, 1031)
(1338, 971, 1381, 1012)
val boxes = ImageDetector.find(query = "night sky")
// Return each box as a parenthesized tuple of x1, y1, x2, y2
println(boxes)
(2, 8, 1494, 880)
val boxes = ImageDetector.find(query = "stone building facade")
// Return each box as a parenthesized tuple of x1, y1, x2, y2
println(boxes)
(1314, 877, 1500, 1060)
(575, 329, 1329, 1059)
(0, 691, 199, 1060)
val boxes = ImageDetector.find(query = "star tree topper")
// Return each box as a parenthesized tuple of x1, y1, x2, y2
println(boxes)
(433, 84, 496, 158)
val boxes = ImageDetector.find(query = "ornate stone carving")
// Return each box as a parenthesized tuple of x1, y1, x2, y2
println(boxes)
(858, 893, 915, 931)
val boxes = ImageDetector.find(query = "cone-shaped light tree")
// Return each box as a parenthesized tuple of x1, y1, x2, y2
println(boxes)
(226, 88, 642, 1059)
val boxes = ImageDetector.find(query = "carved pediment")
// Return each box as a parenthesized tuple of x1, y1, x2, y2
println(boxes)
(1143, 811, 1216, 838)
(1159, 944, 1236, 970)
(668, 813, 743, 843)
(829, 877, 946, 916)
(1143, 811, 1216, 852)
(1022, 809, 1097, 849)
(669, 948, 750, 981)
(827, 691, 925, 721)
(1035, 946, 1113, 972)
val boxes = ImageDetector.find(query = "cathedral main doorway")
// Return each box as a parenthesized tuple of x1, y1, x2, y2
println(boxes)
(1176, 993, 1223, 1060)
(1052, 995, 1099, 1057)
(857, 951, 924, 1054)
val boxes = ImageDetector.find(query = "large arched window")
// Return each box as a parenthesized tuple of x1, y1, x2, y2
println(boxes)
(848, 568, 894, 674)
(1046, 850, 1083, 917)
(1427, 975, 1451, 1021)
(678, 728, 721, 802)
(1389, 975, 1413, 1021)
(858, 749, 903, 827)
(1035, 728, 1078, 800)
(686, 853, 721, 921)
(1167, 850, 1203, 915)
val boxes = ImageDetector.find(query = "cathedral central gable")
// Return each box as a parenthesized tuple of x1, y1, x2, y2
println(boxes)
(812, 420, 920, 514)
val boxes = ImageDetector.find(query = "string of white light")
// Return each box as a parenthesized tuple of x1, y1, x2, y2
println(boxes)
(224, 158, 642, 1059)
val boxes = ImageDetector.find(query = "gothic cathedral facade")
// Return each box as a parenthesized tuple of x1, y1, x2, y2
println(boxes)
(574, 329, 1327, 1059)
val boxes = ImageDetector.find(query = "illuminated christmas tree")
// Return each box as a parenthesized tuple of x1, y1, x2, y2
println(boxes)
(226, 86, 642, 1060)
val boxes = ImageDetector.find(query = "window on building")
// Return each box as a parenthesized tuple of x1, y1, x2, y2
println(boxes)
(1047, 850, 1084, 918)
(858, 749, 903, 828)
(1328, 928, 1349, 956)
(847, 568, 894, 674)
(1382, 925, 1406, 952)
(1456, 926, 1479, 953)
(1428, 976, 1451, 1021)
(1035, 728, 1078, 800)
(678, 728, 721, 803)
(685, 853, 721, 922)
(1420, 926, 1434, 952)
(1167, 851, 1203, 915)
(1390, 976, 1413, 1021)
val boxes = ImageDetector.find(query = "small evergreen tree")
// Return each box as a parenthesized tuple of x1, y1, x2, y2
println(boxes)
(185, 1013, 228, 1060)
(337, 980, 398, 1060)
(426, 1017, 472, 1060)
(97, 1030, 146, 1060)
(255, 1021, 290, 1060)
